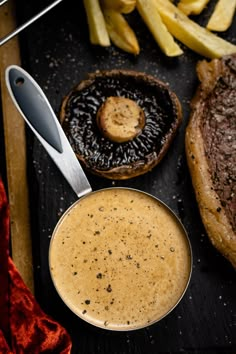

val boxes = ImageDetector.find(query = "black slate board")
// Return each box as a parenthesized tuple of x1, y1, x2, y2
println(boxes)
(15, 0, 236, 353)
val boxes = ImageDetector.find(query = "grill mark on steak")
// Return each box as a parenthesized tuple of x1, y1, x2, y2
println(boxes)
(199, 56, 236, 233)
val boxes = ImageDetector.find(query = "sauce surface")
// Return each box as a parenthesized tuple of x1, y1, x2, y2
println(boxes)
(49, 188, 191, 330)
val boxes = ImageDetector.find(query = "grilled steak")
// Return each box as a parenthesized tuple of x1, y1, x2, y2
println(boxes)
(185, 54, 236, 268)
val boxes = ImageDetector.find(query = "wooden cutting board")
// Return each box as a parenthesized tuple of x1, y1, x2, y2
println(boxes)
(0, 0, 34, 292)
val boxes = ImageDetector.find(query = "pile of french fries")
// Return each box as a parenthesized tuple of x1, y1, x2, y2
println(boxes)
(83, 0, 236, 58)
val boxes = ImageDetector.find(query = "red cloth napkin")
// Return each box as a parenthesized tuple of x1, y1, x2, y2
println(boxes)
(0, 177, 72, 353)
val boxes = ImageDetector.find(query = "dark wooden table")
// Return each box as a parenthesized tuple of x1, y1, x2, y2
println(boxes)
(4, 0, 236, 352)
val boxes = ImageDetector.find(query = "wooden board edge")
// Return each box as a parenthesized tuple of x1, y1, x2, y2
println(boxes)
(0, 0, 34, 293)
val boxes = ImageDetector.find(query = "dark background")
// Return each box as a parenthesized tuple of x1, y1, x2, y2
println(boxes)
(3, 0, 236, 353)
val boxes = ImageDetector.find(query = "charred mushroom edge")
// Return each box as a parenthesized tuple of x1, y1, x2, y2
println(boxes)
(60, 69, 182, 180)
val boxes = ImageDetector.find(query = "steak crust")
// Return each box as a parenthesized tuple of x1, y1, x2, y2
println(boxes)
(185, 54, 236, 268)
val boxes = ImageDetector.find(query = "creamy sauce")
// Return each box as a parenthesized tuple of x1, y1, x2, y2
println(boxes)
(49, 188, 191, 330)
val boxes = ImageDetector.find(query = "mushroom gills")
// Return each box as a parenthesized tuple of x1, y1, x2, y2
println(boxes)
(60, 70, 182, 179)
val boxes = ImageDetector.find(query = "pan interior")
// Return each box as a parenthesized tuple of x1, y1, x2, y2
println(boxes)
(49, 188, 192, 331)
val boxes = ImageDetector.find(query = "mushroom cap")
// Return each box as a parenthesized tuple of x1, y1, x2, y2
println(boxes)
(60, 69, 182, 180)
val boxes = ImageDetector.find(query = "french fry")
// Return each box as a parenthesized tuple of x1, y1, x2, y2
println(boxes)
(207, 0, 236, 32)
(136, 0, 183, 57)
(83, 0, 110, 46)
(155, 0, 236, 58)
(102, 8, 140, 54)
(177, 0, 210, 16)
(100, 0, 136, 14)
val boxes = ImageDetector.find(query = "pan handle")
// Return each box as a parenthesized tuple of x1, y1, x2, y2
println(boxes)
(5, 65, 92, 198)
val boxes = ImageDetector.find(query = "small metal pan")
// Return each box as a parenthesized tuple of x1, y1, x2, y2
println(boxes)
(6, 65, 192, 331)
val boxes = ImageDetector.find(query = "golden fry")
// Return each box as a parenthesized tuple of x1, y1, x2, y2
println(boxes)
(155, 0, 236, 58)
(178, 0, 210, 15)
(83, 0, 110, 46)
(136, 0, 183, 57)
(207, 0, 236, 32)
(100, 0, 136, 14)
(103, 8, 140, 54)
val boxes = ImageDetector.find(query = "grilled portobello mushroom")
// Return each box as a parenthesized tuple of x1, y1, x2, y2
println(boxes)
(185, 54, 236, 268)
(60, 69, 182, 179)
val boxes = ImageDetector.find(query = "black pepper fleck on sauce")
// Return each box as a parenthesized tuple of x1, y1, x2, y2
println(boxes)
(106, 284, 112, 292)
